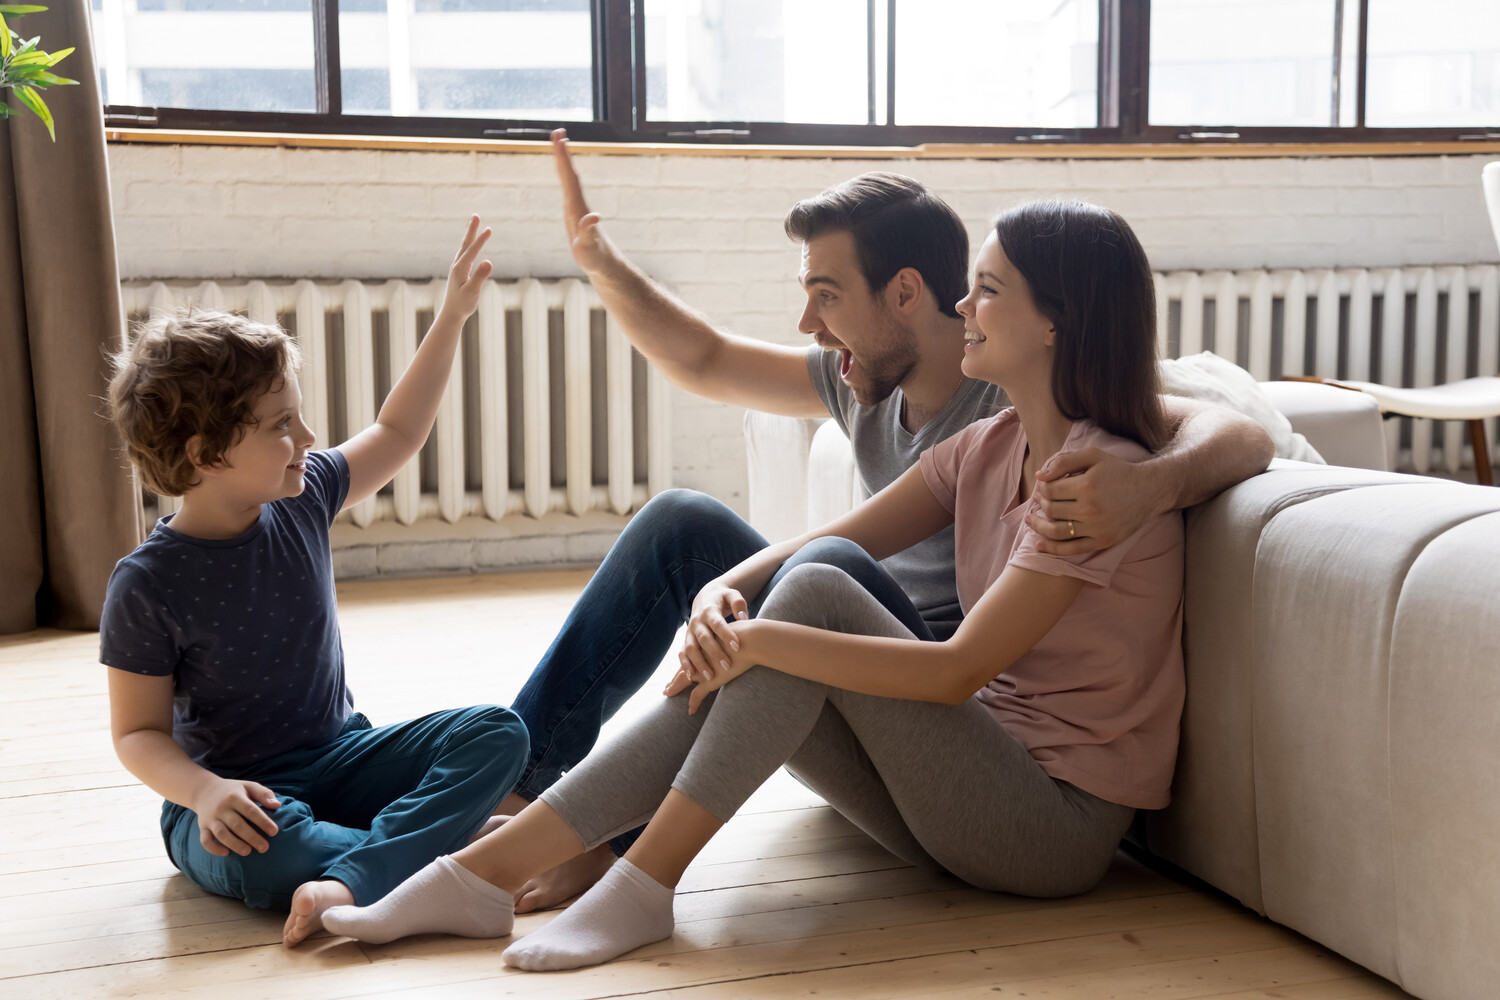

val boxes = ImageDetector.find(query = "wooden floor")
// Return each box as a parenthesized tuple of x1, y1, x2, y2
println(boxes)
(1, 571, 1413, 1000)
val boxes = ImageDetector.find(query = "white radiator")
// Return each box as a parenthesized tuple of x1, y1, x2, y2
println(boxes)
(121, 277, 672, 531)
(1154, 265, 1500, 476)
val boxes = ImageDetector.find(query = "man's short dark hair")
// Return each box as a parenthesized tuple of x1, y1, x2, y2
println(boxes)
(784, 172, 969, 318)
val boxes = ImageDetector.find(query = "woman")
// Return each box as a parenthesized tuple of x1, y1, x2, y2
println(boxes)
(321, 199, 1185, 972)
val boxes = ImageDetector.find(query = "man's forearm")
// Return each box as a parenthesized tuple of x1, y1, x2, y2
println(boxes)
(585, 252, 724, 389)
(1147, 400, 1275, 514)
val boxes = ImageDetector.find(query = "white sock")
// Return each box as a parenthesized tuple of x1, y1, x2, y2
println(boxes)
(321, 855, 514, 944)
(502, 858, 674, 971)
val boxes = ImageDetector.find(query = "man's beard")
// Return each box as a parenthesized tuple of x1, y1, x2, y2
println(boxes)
(849, 311, 920, 407)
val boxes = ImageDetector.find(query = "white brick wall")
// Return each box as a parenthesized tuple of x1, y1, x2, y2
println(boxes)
(107, 142, 1500, 522)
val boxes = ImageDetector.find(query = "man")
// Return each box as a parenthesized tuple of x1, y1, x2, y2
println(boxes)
(494, 129, 1273, 910)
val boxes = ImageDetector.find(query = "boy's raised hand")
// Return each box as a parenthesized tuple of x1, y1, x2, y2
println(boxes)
(438, 215, 494, 323)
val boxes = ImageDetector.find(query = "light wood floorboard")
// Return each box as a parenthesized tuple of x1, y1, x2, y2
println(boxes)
(0, 571, 1412, 999)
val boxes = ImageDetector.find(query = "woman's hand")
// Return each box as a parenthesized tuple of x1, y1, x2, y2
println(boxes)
(660, 620, 762, 716)
(681, 581, 750, 683)
(191, 777, 281, 857)
(662, 619, 763, 714)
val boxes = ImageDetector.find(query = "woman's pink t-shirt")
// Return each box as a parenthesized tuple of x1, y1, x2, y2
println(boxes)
(918, 408, 1185, 810)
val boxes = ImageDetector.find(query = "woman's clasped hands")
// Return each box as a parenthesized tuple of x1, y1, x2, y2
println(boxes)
(665, 580, 759, 713)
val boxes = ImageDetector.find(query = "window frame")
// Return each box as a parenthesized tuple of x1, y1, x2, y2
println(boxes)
(99, 0, 1500, 146)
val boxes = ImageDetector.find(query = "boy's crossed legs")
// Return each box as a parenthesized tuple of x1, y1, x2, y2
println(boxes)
(164, 705, 526, 946)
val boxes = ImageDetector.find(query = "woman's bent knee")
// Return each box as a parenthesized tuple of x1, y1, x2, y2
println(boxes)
(782, 536, 875, 575)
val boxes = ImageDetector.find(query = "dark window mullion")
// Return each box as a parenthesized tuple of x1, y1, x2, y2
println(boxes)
(595, 0, 634, 137)
(1355, 0, 1369, 128)
(631, 0, 646, 134)
(1116, 0, 1149, 138)
(311, 0, 341, 116)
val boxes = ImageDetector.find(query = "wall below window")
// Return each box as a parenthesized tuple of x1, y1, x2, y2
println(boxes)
(107, 142, 1500, 522)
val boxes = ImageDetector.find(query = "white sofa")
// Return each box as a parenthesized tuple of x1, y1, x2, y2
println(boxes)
(743, 382, 1500, 1000)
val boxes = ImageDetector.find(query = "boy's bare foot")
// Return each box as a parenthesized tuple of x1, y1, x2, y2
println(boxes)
(514, 842, 617, 913)
(284, 879, 354, 947)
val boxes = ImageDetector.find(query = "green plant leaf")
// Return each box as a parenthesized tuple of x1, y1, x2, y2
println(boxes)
(46, 44, 71, 65)
(0, 105, 11, 118)
(10, 49, 52, 66)
(13, 83, 55, 140)
(1, 15, 11, 62)
(0, 5, 51, 14)
(31, 69, 74, 86)
(15, 33, 39, 55)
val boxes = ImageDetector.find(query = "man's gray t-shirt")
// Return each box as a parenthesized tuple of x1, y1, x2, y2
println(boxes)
(806, 346, 1006, 637)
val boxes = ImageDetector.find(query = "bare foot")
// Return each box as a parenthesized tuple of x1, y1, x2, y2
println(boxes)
(284, 879, 354, 947)
(514, 842, 617, 913)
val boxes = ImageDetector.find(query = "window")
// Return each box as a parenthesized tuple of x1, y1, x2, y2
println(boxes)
(1365, 0, 1500, 127)
(95, 0, 1500, 144)
(1150, 0, 1341, 128)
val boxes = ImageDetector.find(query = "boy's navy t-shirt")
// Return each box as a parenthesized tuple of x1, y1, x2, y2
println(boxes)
(100, 449, 355, 773)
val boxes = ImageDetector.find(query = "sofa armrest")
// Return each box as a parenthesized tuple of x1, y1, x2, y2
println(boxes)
(806, 418, 861, 529)
(744, 410, 824, 543)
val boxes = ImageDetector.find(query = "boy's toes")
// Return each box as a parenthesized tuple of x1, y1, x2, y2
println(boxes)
(283, 880, 354, 947)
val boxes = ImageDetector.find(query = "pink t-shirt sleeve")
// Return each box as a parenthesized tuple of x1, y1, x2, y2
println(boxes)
(919, 418, 985, 515)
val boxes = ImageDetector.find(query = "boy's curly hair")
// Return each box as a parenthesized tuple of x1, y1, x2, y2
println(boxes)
(108, 310, 302, 497)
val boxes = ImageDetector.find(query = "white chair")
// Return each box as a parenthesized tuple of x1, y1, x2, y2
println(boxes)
(1286, 376, 1500, 486)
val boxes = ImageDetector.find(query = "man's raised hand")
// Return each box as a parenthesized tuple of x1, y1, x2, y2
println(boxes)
(551, 128, 615, 275)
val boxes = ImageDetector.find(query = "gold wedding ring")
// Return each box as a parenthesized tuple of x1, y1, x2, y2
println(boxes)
(1067, 520, 1076, 538)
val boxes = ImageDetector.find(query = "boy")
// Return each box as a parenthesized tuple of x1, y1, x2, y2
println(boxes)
(100, 217, 525, 947)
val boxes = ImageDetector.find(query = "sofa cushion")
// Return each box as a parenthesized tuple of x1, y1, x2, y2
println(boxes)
(1388, 509, 1500, 1000)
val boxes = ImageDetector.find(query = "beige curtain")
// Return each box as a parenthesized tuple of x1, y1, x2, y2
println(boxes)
(0, 0, 140, 633)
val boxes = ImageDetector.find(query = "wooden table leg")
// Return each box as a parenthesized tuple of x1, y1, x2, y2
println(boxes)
(1469, 419, 1493, 487)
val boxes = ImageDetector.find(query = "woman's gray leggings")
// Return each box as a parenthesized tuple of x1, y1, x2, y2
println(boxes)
(539, 563, 1135, 897)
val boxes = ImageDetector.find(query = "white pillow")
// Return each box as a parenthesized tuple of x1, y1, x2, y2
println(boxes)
(1158, 352, 1324, 463)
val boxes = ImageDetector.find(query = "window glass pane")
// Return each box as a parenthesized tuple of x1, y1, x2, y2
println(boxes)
(92, 0, 315, 111)
(339, 0, 592, 118)
(895, 0, 1097, 128)
(1150, 0, 1338, 126)
(1366, 0, 1500, 127)
(644, 0, 869, 125)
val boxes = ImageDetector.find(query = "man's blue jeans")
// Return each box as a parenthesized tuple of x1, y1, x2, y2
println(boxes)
(510, 488, 933, 853)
